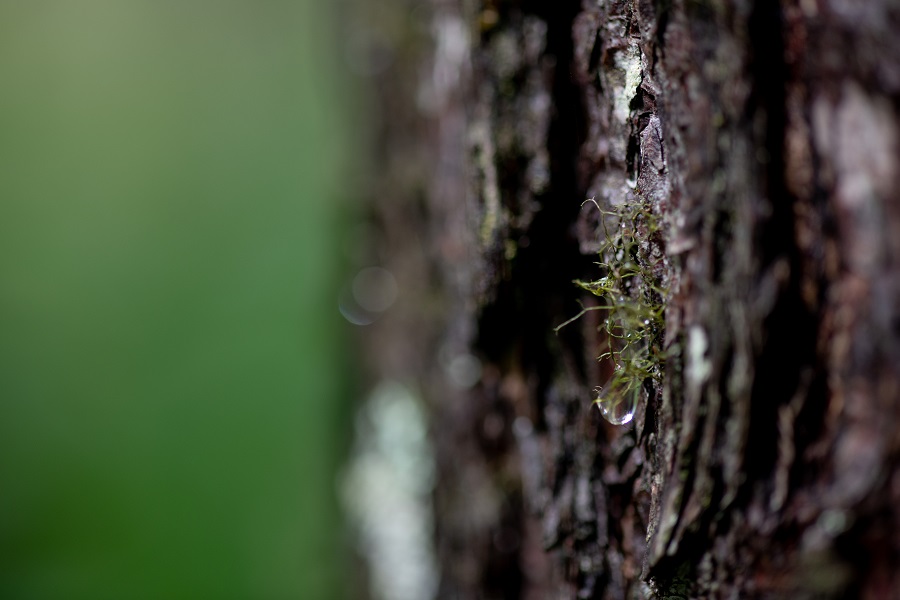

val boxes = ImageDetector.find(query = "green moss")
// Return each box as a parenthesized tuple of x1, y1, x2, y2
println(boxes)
(557, 197, 667, 424)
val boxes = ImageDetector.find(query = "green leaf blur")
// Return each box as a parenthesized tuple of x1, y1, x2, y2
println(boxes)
(0, 2, 352, 598)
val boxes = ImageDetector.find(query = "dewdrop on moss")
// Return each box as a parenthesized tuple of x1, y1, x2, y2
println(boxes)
(594, 384, 639, 425)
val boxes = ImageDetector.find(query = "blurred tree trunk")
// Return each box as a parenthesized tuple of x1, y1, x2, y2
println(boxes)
(374, 0, 900, 598)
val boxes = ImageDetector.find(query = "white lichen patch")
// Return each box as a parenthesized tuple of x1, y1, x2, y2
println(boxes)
(614, 44, 643, 125)
(686, 325, 712, 388)
(341, 381, 438, 600)
(470, 122, 504, 247)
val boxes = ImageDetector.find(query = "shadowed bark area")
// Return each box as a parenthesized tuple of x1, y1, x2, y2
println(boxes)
(367, 0, 900, 597)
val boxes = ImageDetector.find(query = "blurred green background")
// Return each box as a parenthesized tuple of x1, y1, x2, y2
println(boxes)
(0, 2, 354, 598)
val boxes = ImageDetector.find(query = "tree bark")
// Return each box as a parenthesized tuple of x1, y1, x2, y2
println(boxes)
(365, 0, 900, 598)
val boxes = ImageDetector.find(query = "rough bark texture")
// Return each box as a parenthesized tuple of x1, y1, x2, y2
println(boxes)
(364, 0, 900, 598)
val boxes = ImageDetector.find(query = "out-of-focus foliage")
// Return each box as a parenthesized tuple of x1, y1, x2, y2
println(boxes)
(0, 2, 352, 598)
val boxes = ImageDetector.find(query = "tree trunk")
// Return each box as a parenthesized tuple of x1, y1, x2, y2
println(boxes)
(364, 0, 900, 598)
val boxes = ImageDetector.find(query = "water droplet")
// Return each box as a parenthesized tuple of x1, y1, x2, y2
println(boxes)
(594, 385, 638, 425)
(443, 353, 482, 389)
(338, 266, 399, 326)
(644, 319, 650, 325)
(353, 267, 398, 312)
